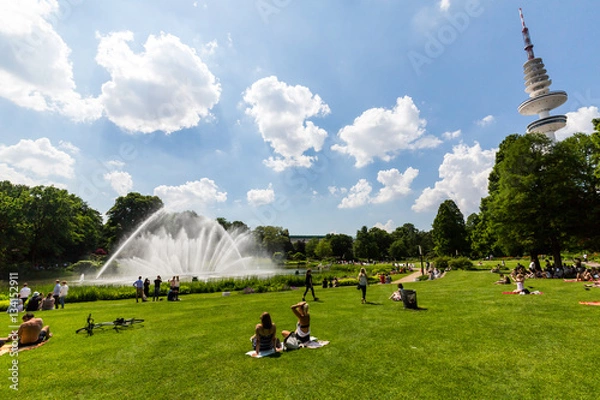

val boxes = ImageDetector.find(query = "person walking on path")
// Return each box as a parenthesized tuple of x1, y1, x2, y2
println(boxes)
(153, 275, 162, 301)
(58, 281, 69, 309)
(358, 267, 368, 304)
(302, 269, 318, 301)
(133, 276, 146, 302)
(52, 280, 61, 309)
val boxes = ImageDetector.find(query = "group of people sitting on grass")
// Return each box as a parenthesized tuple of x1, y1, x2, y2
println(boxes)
(321, 277, 340, 288)
(494, 260, 598, 283)
(250, 301, 312, 357)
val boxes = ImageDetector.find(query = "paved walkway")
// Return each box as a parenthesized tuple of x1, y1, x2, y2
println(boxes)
(391, 270, 423, 284)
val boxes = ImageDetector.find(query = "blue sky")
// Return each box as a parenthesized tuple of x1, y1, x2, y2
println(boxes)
(0, 0, 598, 236)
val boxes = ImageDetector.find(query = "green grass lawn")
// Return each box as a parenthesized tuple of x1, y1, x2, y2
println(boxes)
(2, 270, 600, 399)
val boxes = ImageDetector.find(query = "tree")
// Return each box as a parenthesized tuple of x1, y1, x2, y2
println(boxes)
(432, 199, 468, 256)
(0, 182, 103, 266)
(353, 226, 378, 260)
(314, 239, 333, 259)
(104, 192, 164, 251)
(486, 131, 600, 267)
(390, 223, 422, 259)
(305, 238, 318, 258)
(325, 233, 354, 260)
(252, 226, 293, 256)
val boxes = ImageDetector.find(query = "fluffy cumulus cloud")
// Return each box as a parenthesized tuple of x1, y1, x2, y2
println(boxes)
(0, 138, 75, 182)
(338, 179, 372, 209)
(96, 31, 221, 134)
(103, 171, 133, 196)
(243, 76, 330, 171)
(556, 106, 600, 140)
(332, 96, 442, 168)
(153, 178, 227, 212)
(439, 0, 451, 11)
(338, 167, 418, 208)
(247, 184, 275, 207)
(442, 129, 461, 140)
(372, 167, 419, 204)
(374, 220, 395, 233)
(476, 114, 495, 127)
(412, 142, 496, 215)
(0, 0, 102, 121)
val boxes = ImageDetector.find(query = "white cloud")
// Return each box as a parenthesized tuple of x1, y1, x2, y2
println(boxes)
(338, 167, 418, 209)
(0, 164, 39, 186)
(243, 76, 330, 171)
(338, 179, 372, 209)
(374, 220, 395, 233)
(412, 142, 496, 215)
(154, 178, 227, 212)
(201, 39, 218, 56)
(58, 140, 80, 154)
(103, 171, 133, 196)
(555, 106, 600, 140)
(372, 167, 419, 204)
(247, 184, 275, 207)
(331, 96, 441, 168)
(442, 129, 461, 140)
(106, 160, 126, 169)
(0, 137, 75, 179)
(476, 114, 495, 127)
(439, 0, 451, 11)
(96, 31, 221, 134)
(328, 186, 348, 196)
(0, 0, 102, 121)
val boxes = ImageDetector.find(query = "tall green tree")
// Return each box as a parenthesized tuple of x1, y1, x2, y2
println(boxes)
(104, 192, 163, 251)
(252, 226, 293, 256)
(314, 239, 333, 259)
(486, 131, 600, 267)
(431, 199, 468, 256)
(325, 233, 354, 260)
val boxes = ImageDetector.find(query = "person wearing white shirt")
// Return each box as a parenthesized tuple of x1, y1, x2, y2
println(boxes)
(58, 281, 69, 309)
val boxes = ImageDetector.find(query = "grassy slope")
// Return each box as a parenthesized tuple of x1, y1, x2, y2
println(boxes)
(2, 271, 600, 399)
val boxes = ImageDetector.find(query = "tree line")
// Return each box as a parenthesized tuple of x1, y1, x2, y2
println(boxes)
(1, 119, 599, 271)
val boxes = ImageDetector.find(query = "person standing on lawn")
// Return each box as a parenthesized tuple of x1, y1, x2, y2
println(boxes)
(52, 280, 61, 309)
(59, 281, 69, 308)
(358, 267, 368, 304)
(133, 276, 146, 302)
(302, 269, 318, 301)
(153, 275, 162, 301)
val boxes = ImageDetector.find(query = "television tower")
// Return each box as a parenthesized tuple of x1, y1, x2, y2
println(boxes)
(517, 8, 567, 141)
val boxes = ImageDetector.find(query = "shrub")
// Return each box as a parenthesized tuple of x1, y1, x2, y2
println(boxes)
(449, 257, 474, 270)
(433, 256, 450, 270)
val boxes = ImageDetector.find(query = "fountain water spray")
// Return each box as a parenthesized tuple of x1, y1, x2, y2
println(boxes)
(95, 209, 278, 282)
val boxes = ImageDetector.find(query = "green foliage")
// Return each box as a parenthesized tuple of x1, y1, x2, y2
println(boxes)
(104, 192, 163, 251)
(432, 199, 469, 256)
(433, 256, 450, 270)
(253, 225, 293, 255)
(485, 132, 600, 265)
(0, 181, 103, 267)
(448, 256, 474, 270)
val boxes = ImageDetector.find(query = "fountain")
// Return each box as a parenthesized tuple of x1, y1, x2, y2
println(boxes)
(93, 209, 280, 283)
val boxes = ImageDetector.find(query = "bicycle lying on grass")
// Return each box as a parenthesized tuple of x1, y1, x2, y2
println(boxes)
(76, 313, 144, 336)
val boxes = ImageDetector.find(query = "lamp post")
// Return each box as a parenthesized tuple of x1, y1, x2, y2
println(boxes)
(419, 245, 424, 276)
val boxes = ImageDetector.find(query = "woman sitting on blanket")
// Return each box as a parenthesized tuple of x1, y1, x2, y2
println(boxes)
(282, 301, 311, 349)
(512, 274, 527, 294)
(250, 312, 281, 357)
